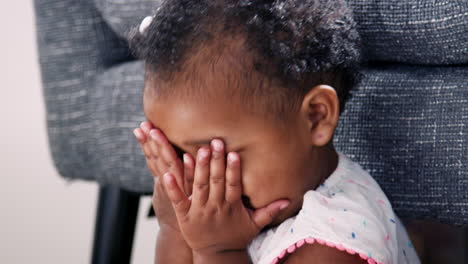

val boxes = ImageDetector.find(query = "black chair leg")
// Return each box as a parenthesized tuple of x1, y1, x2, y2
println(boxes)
(91, 185, 140, 264)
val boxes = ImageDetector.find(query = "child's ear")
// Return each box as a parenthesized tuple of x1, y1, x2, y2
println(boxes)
(299, 84, 340, 147)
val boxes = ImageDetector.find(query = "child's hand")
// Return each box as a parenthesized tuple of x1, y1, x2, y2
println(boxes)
(162, 139, 290, 257)
(133, 121, 195, 233)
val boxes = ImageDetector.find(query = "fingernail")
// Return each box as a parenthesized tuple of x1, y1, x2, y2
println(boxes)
(133, 129, 141, 139)
(198, 149, 209, 160)
(228, 152, 237, 162)
(140, 122, 148, 132)
(280, 201, 290, 210)
(211, 139, 223, 152)
(150, 129, 159, 141)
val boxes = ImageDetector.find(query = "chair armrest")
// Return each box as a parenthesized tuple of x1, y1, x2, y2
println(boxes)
(34, 0, 137, 182)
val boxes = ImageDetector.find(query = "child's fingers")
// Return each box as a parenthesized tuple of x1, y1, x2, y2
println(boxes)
(192, 147, 211, 206)
(140, 121, 154, 134)
(162, 172, 191, 217)
(183, 153, 195, 196)
(208, 139, 226, 204)
(147, 132, 161, 159)
(135, 125, 172, 187)
(149, 128, 185, 190)
(134, 127, 168, 182)
(251, 200, 290, 230)
(144, 153, 164, 181)
(133, 127, 147, 144)
(140, 122, 160, 159)
(134, 127, 155, 165)
(135, 121, 158, 162)
(225, 152, 242, 203)
(150, 129, 180, 170)
(134, 128, 153, 163)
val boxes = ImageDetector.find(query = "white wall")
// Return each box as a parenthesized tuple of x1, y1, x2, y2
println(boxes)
(0, 1, 157, 263)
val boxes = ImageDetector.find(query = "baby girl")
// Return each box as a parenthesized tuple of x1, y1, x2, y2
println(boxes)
(131, 0, 420, 263)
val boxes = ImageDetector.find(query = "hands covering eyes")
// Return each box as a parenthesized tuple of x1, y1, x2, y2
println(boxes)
(134, 121, 289, 256)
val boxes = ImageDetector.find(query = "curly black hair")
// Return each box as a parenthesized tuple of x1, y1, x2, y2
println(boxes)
(128, 0, 362, 122)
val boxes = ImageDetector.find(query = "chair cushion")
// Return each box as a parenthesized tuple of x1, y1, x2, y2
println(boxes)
(334, 64, 468, 226)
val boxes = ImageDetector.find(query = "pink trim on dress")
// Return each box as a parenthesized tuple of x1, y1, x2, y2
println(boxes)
(269, 237, 383, 264)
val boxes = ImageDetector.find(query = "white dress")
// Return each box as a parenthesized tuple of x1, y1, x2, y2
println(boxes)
(247, 151, 420, 264)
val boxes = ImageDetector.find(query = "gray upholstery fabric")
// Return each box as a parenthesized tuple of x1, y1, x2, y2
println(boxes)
(349, 0, 468, 65)
(34, 0, 467, 224)
(93, 0, 159, 39)
(89, 61, 153, 191)
(34, 0, 153, 192)
(35, 0, 135, 182)
(92, 0, 468, 65)
(335, 64, 467, 225)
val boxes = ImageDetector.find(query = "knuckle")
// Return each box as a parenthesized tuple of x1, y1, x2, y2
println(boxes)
(185, 177, 194, 184)
(149, 145, 159, 155)
(173, 198, 185, 209)
(194, 182, 209, 191)
(227, 181, 240, 188)
(205, 205, 218, 216)
(210, 175, 225, 185)
(164, 159, 176, 169)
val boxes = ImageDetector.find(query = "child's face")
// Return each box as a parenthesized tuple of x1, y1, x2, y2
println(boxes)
(143, 81, 339, 226)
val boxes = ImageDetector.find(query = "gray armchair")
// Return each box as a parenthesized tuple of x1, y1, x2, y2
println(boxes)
(34, 0, 467, 263)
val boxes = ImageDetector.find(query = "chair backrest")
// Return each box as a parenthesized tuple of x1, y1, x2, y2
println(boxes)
(334, 0, 467, 226)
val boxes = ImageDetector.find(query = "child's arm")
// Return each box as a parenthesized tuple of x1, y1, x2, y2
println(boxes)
(162, 139, 290, 264)
(152, 177, 193, 264)
(282, 243, 368, 264)
(134, 122, 193, 264)
(154, 223, 192, 263)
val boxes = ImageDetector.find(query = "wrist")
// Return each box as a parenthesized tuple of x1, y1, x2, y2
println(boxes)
(158, 222, 182, 236)
(158, 225, 185, 243)
(155, 225, 193, 264)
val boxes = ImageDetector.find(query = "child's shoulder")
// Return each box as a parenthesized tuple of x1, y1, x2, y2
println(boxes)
(248, 152, 420, 264)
